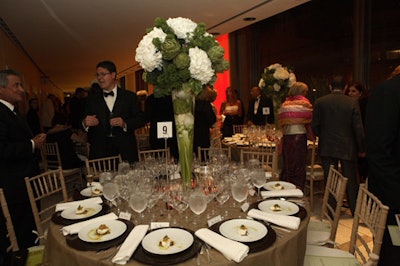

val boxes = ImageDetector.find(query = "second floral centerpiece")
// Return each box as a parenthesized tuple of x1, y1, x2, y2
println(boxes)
(258, 63, 296, 127)
(135, 17, 229, 187)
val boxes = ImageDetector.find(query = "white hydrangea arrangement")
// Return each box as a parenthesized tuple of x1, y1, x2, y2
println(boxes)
(259, 63, 296, 99)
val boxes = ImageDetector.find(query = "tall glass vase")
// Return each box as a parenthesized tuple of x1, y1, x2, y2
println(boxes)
(172, 89, 195, 189)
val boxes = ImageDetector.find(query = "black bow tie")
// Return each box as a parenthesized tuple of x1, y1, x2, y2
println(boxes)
(103, 91, 114, 97)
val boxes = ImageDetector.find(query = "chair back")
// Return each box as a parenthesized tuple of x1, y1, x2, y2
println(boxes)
(85, 154, 122, 177)
(138, 148, 170, 163)
(41, 142, 62, 171)
(320, 165, 348, 243)
(240, 148, 278, 178)
(305, 138, 325, 210)
(0, 188, 19, 252)
(135, 124, 151, 151)
(24, 167, 68, 244)
(349, 183, 389, 265)
(197, 146, 231, 163)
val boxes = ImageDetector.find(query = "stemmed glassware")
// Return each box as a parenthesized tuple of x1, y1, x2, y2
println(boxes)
(102, 180, 120, 211)
(250, 168, 267, 199)
(129, 191, 148, 224)
(188, 190, 207, 228)
(108, 111, 116, 137)
(231, 181, 249, 208)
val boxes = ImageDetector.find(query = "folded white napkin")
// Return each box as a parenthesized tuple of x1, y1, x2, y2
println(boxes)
(247, 209, 300, 230)
(112, 224, 149, 265)
(61, 212, 118, 236)
(55, 197, 103, 212)
(261, 188, 303, 199)
(195, 228, 249, 263)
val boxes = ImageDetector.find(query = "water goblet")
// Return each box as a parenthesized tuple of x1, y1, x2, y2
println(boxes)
(231, 181, 248, 209)
(250, 168, 267, 199)
(108, 112, 116, 137)
(188, 190, 207, 228)
(129, 192, 148, 224)
(102, 181, 119, 211)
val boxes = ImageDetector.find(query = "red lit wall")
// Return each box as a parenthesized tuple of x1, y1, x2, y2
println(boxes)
(214, 34, 230, 115)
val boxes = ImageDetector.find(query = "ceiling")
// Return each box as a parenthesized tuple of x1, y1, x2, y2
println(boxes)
(0, 0, 309, 92)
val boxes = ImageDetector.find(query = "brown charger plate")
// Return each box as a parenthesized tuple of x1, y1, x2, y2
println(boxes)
(132, 227, 202, 266)
(209, 219, 276, 253)
(66, 219, 134, 251)
(249, 200, 307, 220)
(51, 204, 110, 226)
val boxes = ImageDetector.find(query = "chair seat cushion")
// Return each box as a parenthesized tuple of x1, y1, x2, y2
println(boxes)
(307, 220, 332, 245)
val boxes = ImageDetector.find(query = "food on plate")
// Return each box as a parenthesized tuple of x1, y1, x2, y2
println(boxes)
(96, 224, 110, 235)
(272, 182, 284, 190)
(270, 204, 283, 212)
(75, 205, 88, 215)
(158, 235, 175, 249)
(238, 224, 248, 236)
(92, 188, 102, 195)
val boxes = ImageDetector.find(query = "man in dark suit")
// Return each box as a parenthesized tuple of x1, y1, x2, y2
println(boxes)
(365, 65, 400, 265)
(312, 76, 365, 215)
(246, 86, 274, 126)
(83, 61, 145, 163)
(0, 69, 46, 260)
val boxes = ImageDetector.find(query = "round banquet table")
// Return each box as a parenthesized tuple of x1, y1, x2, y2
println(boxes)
(44, 193, 310, 266)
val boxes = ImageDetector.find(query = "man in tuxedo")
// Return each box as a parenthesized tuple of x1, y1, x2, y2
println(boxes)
(246, 86, 274, 126)
(0, 69, 46, 260)
(365, 65, 400, 265)
(83, 61, 145, 163)
(312, 76, 365, 215)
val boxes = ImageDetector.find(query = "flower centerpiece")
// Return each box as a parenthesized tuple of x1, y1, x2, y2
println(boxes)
(259, 63, 296, 127)
(135, 17, 229, 187)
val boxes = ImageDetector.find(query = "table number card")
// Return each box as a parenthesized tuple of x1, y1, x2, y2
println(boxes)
(262, 107, 270, 115)
(157, 122, 173, 139)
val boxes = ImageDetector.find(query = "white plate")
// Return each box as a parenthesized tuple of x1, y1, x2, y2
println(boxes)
(61, 203, 102, 220)
(263, 181, 296, 191)
(141, 228, 194, 255)
(219, 219, 268, 242)
(78, 220, 127, 243)
(80, 186, 103, 197)
(258, 199, 299, 216)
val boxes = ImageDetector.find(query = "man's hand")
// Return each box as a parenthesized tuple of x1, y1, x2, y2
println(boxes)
(84, 115, 99, 127)
(33, 133, 46, 149)
(110, 117, 125, 128)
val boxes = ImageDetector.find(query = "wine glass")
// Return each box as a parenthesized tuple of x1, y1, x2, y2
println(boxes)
(102, 181, 119, 210)
(129, 192, 148, 224)
(231, 181, 248, 208)
(108, 112, 115, 137)
(171, 190, 189, 224)
(250, 168, 267, 199)
(188, 190, 207, 228)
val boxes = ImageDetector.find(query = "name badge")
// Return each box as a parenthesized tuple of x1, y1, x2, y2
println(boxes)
(263, 107, 270, 115)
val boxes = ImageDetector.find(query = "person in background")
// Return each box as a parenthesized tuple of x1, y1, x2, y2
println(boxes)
(0, 69, 46, 263)
(220, 87, 243, 138)
(69, 87, 88, 130)
(278, 82, 313, 190)
(26, 98, 42, 135)
(144, 94, 178, 160)
(365, 65, 400, 265)
(193, 86, 217, 158)
(346, 82, 368, 183)
(41, 93, 56, 132)
(312, 75, 365, 215)
(247, 86, 274, 126)
(82, 60, 146, 163)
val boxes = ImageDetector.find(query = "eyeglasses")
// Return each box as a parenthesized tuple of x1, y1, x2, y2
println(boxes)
(96, 72, 111, 78)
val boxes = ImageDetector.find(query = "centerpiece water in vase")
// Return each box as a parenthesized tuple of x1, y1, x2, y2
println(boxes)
(135, 17, 230, 187)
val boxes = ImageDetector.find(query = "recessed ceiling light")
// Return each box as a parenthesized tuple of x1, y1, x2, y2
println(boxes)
(243, 17, 256, 21)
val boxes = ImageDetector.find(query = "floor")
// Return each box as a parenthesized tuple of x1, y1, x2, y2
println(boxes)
(308, 193, 373, 252)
